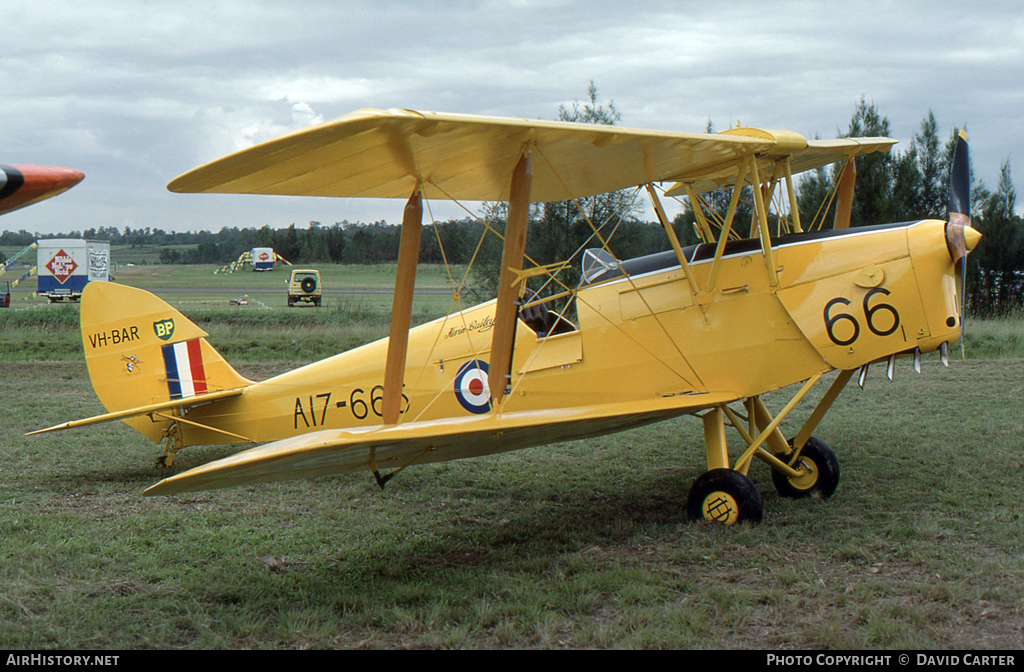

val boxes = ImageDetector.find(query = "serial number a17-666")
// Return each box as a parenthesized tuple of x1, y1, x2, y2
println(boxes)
(293, 386, 409, 429)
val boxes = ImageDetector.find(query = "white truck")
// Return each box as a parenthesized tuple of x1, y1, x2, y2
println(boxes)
(251, 247, 276, 271)
(37, 239, 110, 302)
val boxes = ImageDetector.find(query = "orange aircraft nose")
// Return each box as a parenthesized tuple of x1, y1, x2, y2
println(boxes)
(0, 164, 85, 216)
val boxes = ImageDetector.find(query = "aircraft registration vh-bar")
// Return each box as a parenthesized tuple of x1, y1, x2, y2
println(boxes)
(32, 109, 981, 525)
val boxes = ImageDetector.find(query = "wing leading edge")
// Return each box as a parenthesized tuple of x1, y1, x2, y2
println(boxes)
(168, 109, 895, 203)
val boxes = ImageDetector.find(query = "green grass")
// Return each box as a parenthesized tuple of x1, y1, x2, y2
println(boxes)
(111, 261, 466, 290)
(1, 266, 1024, 648)
(0, 302, 397, 363)
(2, 262, 472, 310)
(963, 317, 1024, 359)
(2, 360, 1024, 647)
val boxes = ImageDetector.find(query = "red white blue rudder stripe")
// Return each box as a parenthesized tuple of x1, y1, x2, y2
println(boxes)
(162, 340, 208, 399)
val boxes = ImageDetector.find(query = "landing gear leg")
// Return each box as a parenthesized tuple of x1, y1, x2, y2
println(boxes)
(687, 370, 851, 523)
(740, 371, 851, 499)
(156, 421, 183, 468)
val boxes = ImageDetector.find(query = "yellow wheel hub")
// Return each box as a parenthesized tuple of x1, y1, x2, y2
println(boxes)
(702, 491, 740, 525)
(788, 457, 819, 491)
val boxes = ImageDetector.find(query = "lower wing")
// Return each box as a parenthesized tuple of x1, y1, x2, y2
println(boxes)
(144, 391, 738, 496)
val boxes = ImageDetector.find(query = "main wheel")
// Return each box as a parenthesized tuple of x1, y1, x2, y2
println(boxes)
(771, 436, 840, 499)
(687, 469, 763, 525)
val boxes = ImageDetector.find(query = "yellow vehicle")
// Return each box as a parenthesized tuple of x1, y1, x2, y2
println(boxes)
(33, 109, 980, 525)
(287, 268, 322, 307)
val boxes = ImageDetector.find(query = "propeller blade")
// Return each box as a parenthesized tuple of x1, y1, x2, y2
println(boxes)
(886, 354, 896, 381)
(940, 342, 949, 367)
(858, 364, 869, 389)
(947, 130, 971, 225)
(913, 347, 922, 373)
(944, 130, 980, 362)
(945, 130, 972, 263)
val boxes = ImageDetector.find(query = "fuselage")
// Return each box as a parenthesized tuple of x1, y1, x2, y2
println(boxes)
(178, 219, 962, 450)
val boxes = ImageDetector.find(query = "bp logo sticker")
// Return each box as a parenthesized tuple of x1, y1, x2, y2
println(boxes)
(453, 360, 492, 414)
(153, 318, 175, 341)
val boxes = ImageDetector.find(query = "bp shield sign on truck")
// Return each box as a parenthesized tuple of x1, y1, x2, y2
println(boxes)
(37, 239, 110, 302)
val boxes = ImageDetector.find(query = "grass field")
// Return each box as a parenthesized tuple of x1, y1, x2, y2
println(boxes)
(0, 263, 467, 362)
(1, 267, 1023, 649)
(1, 261, 470, 310)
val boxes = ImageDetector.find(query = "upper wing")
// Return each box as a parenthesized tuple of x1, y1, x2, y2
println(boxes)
(144, 391, 739, 496)
(667, 132, 897, 195)
(168, 108, 773, 203)
(168, 110, 895, 203)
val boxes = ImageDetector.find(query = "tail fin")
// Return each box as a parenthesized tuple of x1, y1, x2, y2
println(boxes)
(80, 282, 252, 440)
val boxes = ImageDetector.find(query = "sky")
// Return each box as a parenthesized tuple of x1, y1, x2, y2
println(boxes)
(2, 0, 1022, 236)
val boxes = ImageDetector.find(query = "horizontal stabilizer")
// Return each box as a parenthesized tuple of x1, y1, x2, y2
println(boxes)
(27, 388, 248, 436)
(144, 392, 740, 496)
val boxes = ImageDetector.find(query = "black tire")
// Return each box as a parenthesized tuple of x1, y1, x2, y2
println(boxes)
(687, 469, 763, 525)
(771, 436, 840, 499)
(300, 277, 316, 293)
(287, 297, 294, 307)
(314, 297, 321, 307)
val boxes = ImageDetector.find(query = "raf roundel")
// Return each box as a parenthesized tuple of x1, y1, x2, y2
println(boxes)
(453, 360, 492, 414)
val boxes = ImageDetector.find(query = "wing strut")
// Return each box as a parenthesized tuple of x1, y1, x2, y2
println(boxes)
(382, 187, 423, 425)
(833, 158, 856, 229)
(782, 157, 803, 233)
(489, 152, 533, 404)
(646, 184, 704, 320)
(705, 160, 750, 292)
(747, 155, 779, 287)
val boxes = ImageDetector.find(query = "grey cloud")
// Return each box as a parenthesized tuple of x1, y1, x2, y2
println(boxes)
(2, 0, 1020, 233)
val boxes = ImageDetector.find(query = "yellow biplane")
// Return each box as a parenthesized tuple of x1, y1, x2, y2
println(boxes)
(32, 109, 980, 525)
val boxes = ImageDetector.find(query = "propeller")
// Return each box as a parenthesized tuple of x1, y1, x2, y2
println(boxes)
(858, 132, 979, 388)
(944, 130, 982, 359)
